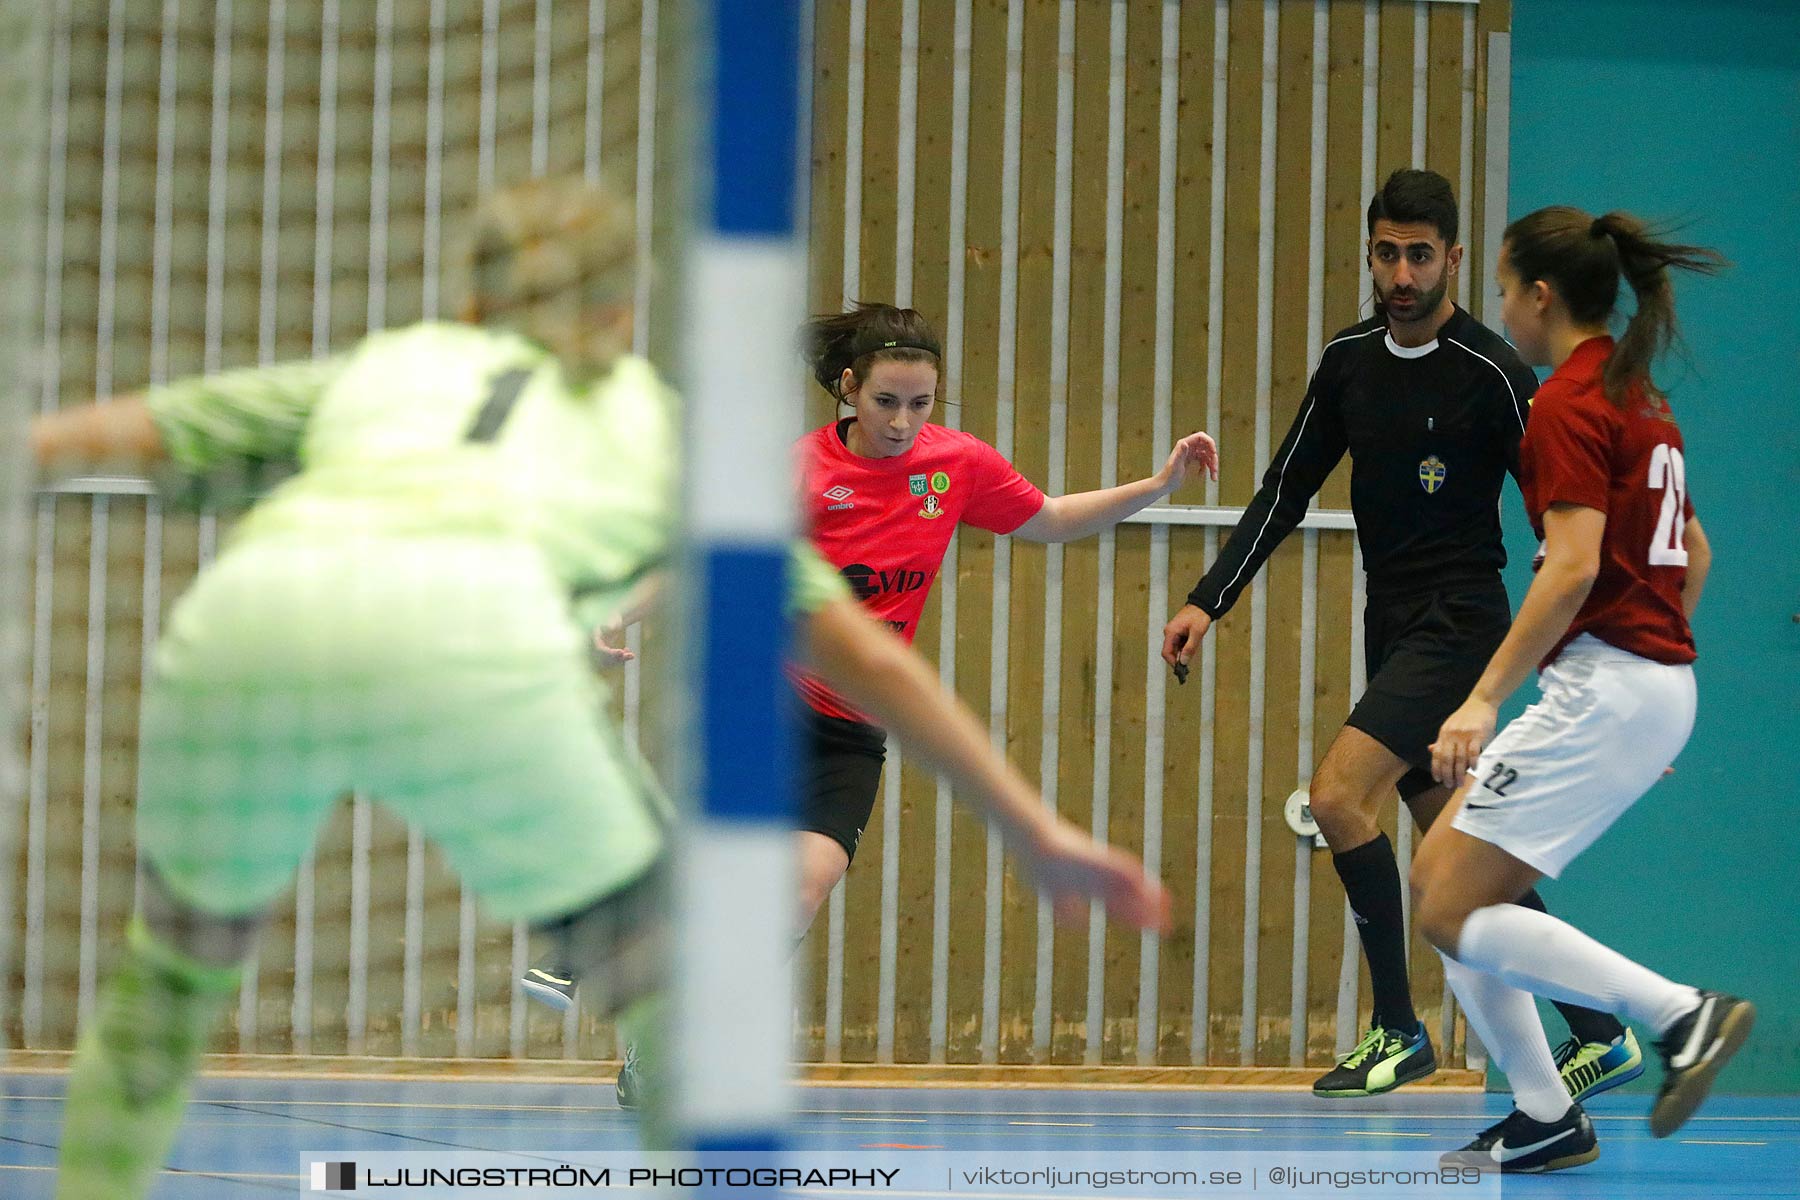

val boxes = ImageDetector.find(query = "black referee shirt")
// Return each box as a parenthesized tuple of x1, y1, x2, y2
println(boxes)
(1188, 306, 1538, 617)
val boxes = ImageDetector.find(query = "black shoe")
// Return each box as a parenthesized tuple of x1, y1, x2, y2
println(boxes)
(615, 1041, 643, 1110)
(1651, 991, 1755, 1138)
(521, 963, 578, 1012)
(1312, 1023, 1436, 1097)
(1441, 1105, 1599, 1174)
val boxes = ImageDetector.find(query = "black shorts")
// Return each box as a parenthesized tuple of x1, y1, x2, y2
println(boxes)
(1346, 578, 1512, 799)
(796, 705, 887, 863)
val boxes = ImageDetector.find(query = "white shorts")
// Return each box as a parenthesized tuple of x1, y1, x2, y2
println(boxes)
(1450, 634, 1696, 878)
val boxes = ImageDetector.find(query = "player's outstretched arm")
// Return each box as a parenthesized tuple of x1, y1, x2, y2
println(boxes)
(1011, 430, 1217, 544)
(800, 595, 1171, 934)
(30, 396, 165, 474)
(33, 357, 342, 479)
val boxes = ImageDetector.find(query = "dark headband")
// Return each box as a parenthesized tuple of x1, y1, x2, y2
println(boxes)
(849, 336, 941, 361)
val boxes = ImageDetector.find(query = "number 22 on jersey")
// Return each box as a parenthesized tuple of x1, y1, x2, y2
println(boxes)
(1647, 443, 1688, 567)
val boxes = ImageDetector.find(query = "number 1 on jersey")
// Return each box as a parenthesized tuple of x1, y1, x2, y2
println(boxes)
(466, 366, 534, 443)
(1647, 443, 1688, 567)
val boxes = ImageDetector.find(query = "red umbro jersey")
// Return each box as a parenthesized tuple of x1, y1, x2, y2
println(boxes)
(792, 419, 1046, 721)
(1521, 336, 1697, 669)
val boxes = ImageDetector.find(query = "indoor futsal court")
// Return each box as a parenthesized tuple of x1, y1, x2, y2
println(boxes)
(3, 1079, 1798, 1196)
(1, 1, 1794, 1198)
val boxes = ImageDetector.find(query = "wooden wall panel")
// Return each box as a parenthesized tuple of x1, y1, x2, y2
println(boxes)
(13, 0, 666, 1062)
(1208, 0, 1263, 1064)
(996, 0, 1061, 1065)
(798, 0, 851, 1064)
(1158, 0, 1220, 1068)
(885, 0, 959, 1067)
(965, 0, 1016, 1061)
(798, 0, 1505, 1072)
(836, 0, 906, 1066)
(11, 0, 1514, 1074)
(1257, 0, 1311, 1067)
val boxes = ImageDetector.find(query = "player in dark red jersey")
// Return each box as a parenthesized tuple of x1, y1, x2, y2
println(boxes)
(1164, 170, 1631, 1100)
(791, 302, 1216, 931)
(1411, 207, 1752, 1172)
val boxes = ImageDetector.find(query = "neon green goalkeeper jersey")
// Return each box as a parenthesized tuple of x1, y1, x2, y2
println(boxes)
(144, 321, 847, 622)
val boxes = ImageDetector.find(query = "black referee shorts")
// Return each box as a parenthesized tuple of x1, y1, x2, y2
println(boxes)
(1345, 578, 1512, 800)
(796, 704, 888, 863)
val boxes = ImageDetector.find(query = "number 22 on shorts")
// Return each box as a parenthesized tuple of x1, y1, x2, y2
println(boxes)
(1483, 761, 1518, 796)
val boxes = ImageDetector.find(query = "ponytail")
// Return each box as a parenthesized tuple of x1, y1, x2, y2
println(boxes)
(798, 302, 943, 402)
(1503, 206, 1726, 406)
(1589, 212, 1727, 406)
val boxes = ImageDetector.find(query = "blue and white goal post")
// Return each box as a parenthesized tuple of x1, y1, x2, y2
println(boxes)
(676, 0, 807, 1174)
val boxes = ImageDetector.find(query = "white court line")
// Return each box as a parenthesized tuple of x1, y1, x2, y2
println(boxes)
(1010, 1121, 1096, 1128)
(794, 1107, 1799, 1124)
(1681, 1139, 1767, 1146)
(0, 1166, 305, 1183)
(842, 1117, 930, 1123)
(1343, 1130, 1433, 1138)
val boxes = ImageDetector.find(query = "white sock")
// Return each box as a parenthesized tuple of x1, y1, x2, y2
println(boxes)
(1458, 904, 1700, 1037)
(1439, 952, 1570, 1124)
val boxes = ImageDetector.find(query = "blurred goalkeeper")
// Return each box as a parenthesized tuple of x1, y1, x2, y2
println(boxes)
(31, 177, 1169, 1199)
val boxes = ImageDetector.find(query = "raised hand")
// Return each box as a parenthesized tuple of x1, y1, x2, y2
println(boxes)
(1160, 430, 1219, 492)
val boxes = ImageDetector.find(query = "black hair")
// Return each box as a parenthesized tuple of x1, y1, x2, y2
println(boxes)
(1366, 168, 1459, 246)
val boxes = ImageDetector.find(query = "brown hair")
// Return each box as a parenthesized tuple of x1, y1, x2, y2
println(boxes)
(799, 302, 943, 403)
(465, 176, 637, 380)
(1502, 206, 1726, 406)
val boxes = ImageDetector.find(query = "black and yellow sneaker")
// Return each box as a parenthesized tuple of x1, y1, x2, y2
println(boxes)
(1441, 1105, 1599, 1173)
(521, 962, 579, 1013)
(1313, 1023, 1436, 1097)
(1555, 1029, 1644, 1102)
(1650, 991, 1755, 1138)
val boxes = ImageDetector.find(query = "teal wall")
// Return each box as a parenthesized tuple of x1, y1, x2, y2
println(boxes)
(1502, 0, 1800, 1092)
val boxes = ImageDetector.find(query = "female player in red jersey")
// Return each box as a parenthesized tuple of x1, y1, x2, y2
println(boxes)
(790, 302, 1216, 931)
(1408, 207, 1751, 1172)
(527, 302, 1212, 1107)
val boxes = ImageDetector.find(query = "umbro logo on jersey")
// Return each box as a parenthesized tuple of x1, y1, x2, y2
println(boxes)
(823, 484, 855, 511)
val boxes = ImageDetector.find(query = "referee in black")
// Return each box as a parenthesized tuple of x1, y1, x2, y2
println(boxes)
(1163, 169, 1635, 1099)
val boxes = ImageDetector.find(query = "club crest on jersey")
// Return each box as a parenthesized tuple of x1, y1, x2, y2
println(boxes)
(1418, 455, 1447, 494)
(908, 473, 928, 497)
(929, 471, 951, 495)
(918, 493, 945, 520)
